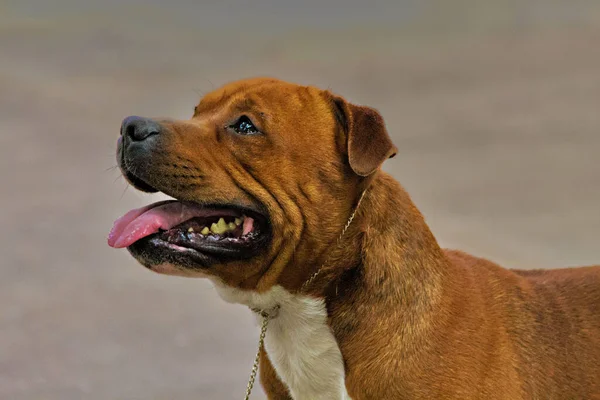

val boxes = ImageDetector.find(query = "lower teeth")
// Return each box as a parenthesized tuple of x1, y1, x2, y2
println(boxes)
(168, 216, 256, 243)
(183, 231, 255, 241)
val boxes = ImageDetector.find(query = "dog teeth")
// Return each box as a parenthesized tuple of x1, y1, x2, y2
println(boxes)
(208, 218, 242, 235)
(210, 218, 226, 235)
(201, 227, 210, 235)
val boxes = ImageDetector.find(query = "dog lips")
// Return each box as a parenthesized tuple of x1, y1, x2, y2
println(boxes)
(107, 201, 251, 248)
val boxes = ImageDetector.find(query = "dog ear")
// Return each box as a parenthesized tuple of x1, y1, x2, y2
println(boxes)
(331, 96, 398, 177)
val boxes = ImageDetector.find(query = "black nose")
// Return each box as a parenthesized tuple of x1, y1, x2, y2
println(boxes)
(121, 116, 161, 142)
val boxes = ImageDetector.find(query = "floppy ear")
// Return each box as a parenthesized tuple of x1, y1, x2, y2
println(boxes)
(331, 96, 398, 177)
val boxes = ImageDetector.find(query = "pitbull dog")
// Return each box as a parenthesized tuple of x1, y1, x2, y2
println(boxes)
(109, 78, 600, 399)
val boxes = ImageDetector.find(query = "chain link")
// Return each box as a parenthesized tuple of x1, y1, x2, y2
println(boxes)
(244, 307, 279, 400)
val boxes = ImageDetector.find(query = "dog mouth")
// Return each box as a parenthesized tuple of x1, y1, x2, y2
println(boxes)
(109, 165, 270, 268)
(109, 200, 264, 247)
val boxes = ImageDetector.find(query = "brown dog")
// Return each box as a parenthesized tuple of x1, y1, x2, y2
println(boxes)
(109, 77, 600, 399)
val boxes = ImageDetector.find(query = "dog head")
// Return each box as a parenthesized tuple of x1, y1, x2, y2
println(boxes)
(108, 78, 397, 290)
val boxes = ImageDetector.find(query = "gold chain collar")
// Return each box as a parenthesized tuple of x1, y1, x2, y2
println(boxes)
(243, 190, 367, 400)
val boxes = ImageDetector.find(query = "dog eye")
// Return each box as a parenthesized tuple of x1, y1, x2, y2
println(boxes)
(230, 116, 259, 135)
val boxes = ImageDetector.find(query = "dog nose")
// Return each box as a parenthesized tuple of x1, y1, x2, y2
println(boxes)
(121, 116, 161, 142)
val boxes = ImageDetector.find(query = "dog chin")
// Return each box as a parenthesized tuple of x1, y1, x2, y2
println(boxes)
(126, 243, 209, 277)
(152, 263, 209, 278)
(135, 258, 210, 278)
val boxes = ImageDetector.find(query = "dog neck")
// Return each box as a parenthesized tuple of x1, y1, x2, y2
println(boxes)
(357, 172, 451, 288)
(301, 172, 452, 300)
(325, 171, 453, 314)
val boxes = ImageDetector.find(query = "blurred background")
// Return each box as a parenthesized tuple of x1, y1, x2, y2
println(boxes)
(2, 0, 599, 398)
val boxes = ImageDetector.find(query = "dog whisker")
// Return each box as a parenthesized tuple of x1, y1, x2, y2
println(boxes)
(120, 183, 130, 200)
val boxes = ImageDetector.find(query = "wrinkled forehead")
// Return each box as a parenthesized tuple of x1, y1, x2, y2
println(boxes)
(195, 79, 329, 118)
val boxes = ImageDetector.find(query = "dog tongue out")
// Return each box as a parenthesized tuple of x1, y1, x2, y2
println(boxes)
(108, 201, 254, 249)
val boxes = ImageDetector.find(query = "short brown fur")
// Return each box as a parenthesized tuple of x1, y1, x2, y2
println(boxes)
(120, 78, 600, 399)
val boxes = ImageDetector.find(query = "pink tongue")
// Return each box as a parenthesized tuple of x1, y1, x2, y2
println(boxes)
(107, 201, 256, 249)
(108, 201, 200, 248)
(107, 200, 173, 248)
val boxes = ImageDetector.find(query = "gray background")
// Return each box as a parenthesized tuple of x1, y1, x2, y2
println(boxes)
(1, 1, 599, 398)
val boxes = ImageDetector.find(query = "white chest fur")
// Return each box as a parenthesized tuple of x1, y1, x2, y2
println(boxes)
(212, 283, 351, 400)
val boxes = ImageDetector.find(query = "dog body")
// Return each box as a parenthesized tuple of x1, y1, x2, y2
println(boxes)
(110, 78, 600, 399)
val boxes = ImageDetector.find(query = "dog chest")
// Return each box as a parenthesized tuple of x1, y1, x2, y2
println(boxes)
(212, 283, 351, 400)
(264, 293, 351, 400)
